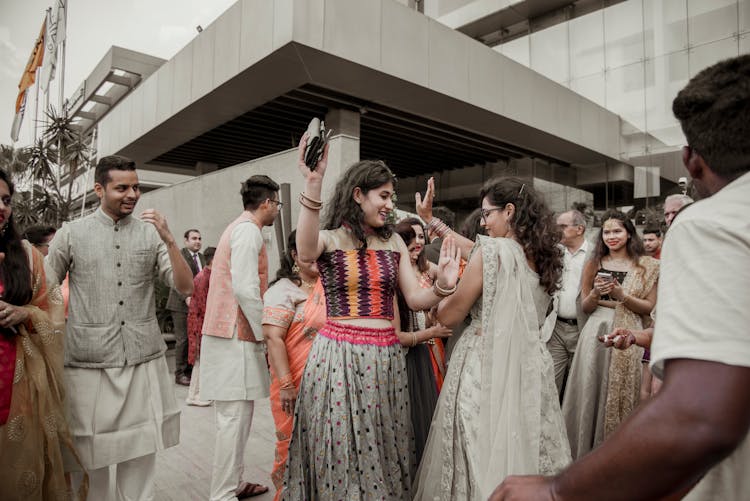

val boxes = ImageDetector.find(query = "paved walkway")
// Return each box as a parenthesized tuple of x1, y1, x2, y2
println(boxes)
(156, 349, 276, 501)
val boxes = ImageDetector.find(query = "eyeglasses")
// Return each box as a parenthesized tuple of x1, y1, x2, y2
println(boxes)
(480, 208, 503, 221)
(267, 199, 283, 209)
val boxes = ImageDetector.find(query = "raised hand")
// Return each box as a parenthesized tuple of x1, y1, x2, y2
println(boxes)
(415, 176, 435, 223)
(297, 132, 329, 182)
(140, 209, 175, 244)
(436, 236, 461, 290)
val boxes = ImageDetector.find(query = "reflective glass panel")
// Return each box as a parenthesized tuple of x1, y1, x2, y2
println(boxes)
(569, 10, 605, 78)
(644, 0, 689, 58)
(687, 0, 739, 46)
(531, 23, 570, 83)
(604, 0, 645, 68)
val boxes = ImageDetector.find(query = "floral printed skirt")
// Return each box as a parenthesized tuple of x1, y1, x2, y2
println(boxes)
(282, 321, 415, 501)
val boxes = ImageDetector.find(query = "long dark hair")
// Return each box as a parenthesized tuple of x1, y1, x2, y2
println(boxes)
(0, 170, 32, 307)
(395, 219, 429, 274)
(272, 230, 301, 287)
(479, 177, 562, 295)
(592, 210, 644, 264)
(322, 160, 396, 248)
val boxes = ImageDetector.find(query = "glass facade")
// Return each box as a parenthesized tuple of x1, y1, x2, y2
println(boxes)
(490, 0, 749, 159)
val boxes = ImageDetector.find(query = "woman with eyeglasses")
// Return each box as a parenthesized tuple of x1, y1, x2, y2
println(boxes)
(413, 177, 570, 500)
(562, 210, 659, 460)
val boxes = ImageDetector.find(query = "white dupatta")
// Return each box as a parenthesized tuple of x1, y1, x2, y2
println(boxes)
(476, 237, 547, 498)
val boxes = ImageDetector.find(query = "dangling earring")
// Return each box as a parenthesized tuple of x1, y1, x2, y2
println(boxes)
(292, 263, 300, 274)
(0, 222, 7, 237)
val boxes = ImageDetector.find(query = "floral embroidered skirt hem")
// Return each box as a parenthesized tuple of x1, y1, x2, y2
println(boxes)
(282, 321, 415, 501)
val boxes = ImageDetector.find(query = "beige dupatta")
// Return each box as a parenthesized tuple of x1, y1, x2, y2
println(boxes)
(0, 243, 86, 500)
(603, 256, 660, 437)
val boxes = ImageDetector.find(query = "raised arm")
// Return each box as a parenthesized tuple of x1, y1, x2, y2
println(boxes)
(295, 134, 329, 264)
(396, 234, 461, 312)
(436, 246, 483, 327)
(141, 209, 193, 296)
(415, 177, 475, 259)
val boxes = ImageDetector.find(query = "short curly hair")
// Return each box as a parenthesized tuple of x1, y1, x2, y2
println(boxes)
(672, 54, 750, 180)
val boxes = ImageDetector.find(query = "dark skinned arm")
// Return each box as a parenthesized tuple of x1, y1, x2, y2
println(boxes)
(489, 359, 750, 501)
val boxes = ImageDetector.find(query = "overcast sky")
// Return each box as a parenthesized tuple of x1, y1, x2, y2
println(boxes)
(0, 0, 237, 147)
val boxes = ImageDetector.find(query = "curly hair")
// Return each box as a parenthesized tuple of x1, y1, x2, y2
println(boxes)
(672, 54, 750, 180)
(479, 177, 562, 295)
(322, 160, 396, 247)
(395, 219, 429, 274)
(0, 169, 32, 308)
(592, 210, 644, 264)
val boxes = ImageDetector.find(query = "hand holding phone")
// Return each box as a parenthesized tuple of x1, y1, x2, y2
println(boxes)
(303, 118, 332, 170)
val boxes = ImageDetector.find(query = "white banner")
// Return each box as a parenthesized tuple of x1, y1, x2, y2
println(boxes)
(40, 1, 66, 92)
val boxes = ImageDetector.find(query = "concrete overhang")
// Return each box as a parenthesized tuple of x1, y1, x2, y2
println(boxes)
(97, 0, 624, 174)
(66, 46, 165, 134)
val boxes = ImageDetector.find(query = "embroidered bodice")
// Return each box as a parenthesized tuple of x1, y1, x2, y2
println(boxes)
(317, 248, 400, 320)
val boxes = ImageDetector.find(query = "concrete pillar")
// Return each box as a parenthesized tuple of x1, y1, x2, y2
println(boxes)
(320, 109, 361, 202)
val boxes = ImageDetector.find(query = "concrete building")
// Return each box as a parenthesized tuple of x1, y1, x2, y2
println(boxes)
(66, 0, 748, 259)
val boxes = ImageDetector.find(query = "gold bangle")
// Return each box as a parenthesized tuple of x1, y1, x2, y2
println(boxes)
(299, 194, 322, 211)
(433, 281, 457, 297)
(278, 373, 295, 389)
(300, 192, 323, 205)
(411, 331, 418, 347)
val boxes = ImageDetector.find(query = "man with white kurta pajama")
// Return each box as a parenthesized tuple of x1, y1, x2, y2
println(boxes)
(45, 155, 194, 501)
(200, 175, 280, 501)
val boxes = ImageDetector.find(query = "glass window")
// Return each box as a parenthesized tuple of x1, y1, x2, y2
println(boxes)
(606, 61, 646, 131)
(570, 72, 606, 107)
(569, 10, 605, 79)
(741, 33, 750, 54)
(687, 0, 739, 46)
(741, 0, 750, 34)
(689, 37, 739, 77)
(645, 51, 689, 148)
(604, 0, 645, 69)
(497, 36, 531, 67)
(530, 23, 570, 83)
(644, 0, 689, 58)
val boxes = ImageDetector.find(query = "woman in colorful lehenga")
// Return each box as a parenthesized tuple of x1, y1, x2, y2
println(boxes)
(263, 231, 326, 501)
(0, 169, 85, 500)
(282, 136, 461, 501)
(562, 210, 659, 459)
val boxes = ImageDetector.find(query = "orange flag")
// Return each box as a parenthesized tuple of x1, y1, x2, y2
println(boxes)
(11, 18, 45, 141)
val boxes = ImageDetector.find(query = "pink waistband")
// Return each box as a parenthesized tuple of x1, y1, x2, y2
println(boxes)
(318, 320, 399, 347)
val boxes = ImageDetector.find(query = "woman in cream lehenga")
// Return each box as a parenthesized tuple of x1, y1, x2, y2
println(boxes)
(413, 177, 571, 501)
(562, 210, 658, 459)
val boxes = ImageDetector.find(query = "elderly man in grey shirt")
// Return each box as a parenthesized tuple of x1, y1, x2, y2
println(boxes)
(46, 155, 193, 501)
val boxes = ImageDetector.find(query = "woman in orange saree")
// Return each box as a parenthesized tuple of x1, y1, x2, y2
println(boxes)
(262, 231, 326, 501)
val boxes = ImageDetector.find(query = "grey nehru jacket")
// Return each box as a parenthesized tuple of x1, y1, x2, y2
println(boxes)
(45, 207, 175, 368)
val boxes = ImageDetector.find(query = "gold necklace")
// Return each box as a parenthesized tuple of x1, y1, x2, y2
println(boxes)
(300, 278, 315, 290)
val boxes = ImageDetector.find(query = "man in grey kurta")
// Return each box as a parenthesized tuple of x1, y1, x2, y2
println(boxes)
(45, 155, 194, 501)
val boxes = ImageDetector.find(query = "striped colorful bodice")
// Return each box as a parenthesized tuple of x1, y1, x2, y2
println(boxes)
(317, 248, 400, 320)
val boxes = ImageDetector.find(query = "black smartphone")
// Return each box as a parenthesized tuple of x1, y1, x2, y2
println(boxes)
(304, 118, 326, 170)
